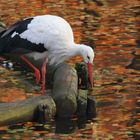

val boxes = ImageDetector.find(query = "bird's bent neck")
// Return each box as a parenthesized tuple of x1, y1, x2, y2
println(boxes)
(48, 43, 83, 65)
(68, 44, 81, 56)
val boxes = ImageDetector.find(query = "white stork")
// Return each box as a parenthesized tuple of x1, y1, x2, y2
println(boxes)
(0, 15, 94, 95)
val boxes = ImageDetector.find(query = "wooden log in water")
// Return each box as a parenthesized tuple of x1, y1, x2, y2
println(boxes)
(2, 52, 79, 118)
(76, 89, 88, 117)
(0, 51, 96, 126)
(0, 95, 56, 126)
(52, 63, 78, 118)
(7, 52, 79, 117)
(87, 95, 96, 118)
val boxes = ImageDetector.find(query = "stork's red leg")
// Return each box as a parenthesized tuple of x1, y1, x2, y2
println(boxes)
(41, 57, 48, 95)
(21, 55, 41, 84)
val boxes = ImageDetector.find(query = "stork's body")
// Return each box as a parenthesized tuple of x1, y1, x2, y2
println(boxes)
(0, 15, 94, 95)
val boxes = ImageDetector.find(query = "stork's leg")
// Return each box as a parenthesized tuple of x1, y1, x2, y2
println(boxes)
(20, 55, 41, 84)
(41, 57, 48, 95)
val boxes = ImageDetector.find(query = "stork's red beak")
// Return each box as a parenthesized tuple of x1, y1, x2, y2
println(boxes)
(87, 63, 93, 88)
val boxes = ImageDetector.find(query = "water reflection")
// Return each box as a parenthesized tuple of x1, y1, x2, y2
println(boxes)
(1, 116, 94, 139)
(0, 0, 140, 139)
(55, 117, 89, 134)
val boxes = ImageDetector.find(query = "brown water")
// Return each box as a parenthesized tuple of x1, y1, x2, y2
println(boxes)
(0, 0, 140, 139)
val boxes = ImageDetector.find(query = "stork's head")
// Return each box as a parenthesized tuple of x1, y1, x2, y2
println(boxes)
(79, 44, 94, 88)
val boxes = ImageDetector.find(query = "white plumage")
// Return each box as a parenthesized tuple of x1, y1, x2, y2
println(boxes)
(20, 15, 74, 49)
(11, 32, 19, 38)
(0, 14, 94, 94)
(17, 15, 94, 65)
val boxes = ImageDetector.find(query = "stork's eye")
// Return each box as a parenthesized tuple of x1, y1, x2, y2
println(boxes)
(87, 55, 90, 60)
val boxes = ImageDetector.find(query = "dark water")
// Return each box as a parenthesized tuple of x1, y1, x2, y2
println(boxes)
(0, 0, 140, 139)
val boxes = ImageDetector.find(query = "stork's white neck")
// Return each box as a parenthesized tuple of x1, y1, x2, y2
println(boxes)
(67, 44, 81, 57)
(48, 43, 81, 65)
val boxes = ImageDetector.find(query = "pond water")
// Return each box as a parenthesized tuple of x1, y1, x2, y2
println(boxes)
(0, 0, 140, 139)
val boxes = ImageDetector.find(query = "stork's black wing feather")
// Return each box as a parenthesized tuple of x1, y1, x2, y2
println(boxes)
(1, 18, 33, 38)
(0, 18, 46, 54)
